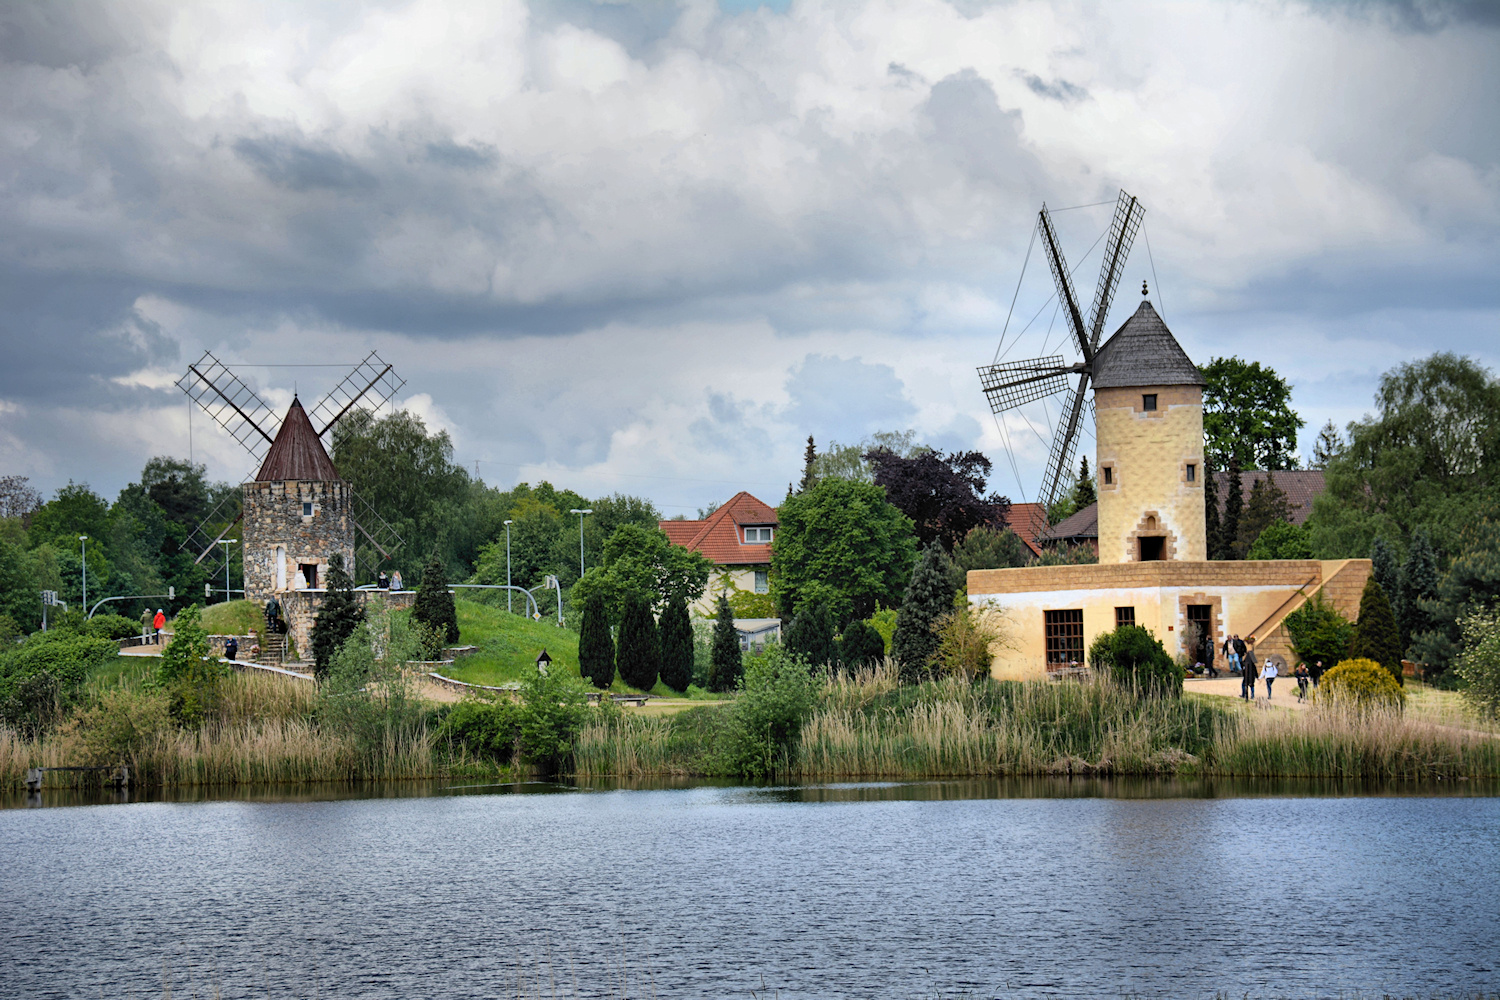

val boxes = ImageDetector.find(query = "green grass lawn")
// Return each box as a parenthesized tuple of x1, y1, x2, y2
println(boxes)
(199, 599, 264, 636)
(440, 598, 696, 698)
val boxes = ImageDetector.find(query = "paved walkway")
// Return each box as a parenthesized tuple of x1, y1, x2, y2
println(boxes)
(1186, 674, 1312, 709)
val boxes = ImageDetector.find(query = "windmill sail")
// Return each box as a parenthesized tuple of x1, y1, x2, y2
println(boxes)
(307, 352, 406, 438)
(176, 353, 280, 463)
(1086, 191, 1144, 350)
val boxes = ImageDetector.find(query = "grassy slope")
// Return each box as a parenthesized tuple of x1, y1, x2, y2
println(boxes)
(441, 598, 687, 697)
(199, 600, 264, 636)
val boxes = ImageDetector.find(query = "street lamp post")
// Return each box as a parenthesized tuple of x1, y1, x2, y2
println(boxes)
(504, 519, 514, 614)
(569, 509, 593, 580)
(78, 536, 88, 612)
(219, 539, 239, 603)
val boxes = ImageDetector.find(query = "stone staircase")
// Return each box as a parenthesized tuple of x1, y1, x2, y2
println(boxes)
(1249, 559, 1371, 663)
(258, 633, 286, 666)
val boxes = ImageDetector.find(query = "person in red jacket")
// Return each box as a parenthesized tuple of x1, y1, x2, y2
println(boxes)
(152, 608, 166, 645)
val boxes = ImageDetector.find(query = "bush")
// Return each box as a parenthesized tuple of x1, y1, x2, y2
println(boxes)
(1088, 625, 1184, 697)
(80, 613, 143, 641)
(438, 696, 521, 763)
(931, 602, 1009, 682)
(1454, 609, 1500, 720)
(719, 646, 818, 779)
(837, 619, 886, 672)
(784, 599, 835, 668)
(615, 594, 660, 691)
(55, 687, 173, 767)
(0, 629, 118, 735)
(1285, 591, 1353, 668)
(726, 588, 777, 619)
(517, 669, 590, 775)
(412, 554, 460, 645)
(658, 595, 694, 693)
(577, 592, 616, 689)
(157, 604, 226, 726)
(1320, 657, 1405, 711)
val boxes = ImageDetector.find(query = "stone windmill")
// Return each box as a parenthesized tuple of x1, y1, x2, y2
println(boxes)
(176, 353, 406, 659)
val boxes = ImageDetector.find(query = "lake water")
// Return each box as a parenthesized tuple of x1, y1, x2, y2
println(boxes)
(3, 779, 1497, 998)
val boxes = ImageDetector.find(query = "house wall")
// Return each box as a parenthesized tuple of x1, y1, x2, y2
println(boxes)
(693, 565, 769, 616)
(968, 560, 1368, 681)
(1095, 384, 1207, 563)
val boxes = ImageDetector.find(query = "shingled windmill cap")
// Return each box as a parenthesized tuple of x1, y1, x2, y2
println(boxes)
(254, 396, 342, 481)
(1090, 300, 1204, 389)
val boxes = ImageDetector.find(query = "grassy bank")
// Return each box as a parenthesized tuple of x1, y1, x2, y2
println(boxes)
(575, 665, 1500, 782)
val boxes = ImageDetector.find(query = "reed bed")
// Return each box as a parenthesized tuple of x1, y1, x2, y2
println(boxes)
(574, 665, 1500, 782)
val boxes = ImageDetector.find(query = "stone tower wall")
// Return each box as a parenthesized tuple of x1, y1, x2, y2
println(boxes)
(242, 479, 356, 605)
(1094, 384, 1207, 564)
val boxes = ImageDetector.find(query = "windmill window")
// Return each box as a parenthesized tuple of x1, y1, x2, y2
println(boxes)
(1142, 394, 1158, 411)
(303, 502, 314, 517)
(1102, 466, 1113, 485)
(1186, 464, 1197, 483)
(298, 563, 319, 589)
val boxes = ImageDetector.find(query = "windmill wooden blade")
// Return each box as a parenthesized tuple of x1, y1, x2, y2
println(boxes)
(176, 352, 280, 463)
(1038, 205, 1092, 363)
(1036, 373, 1091, 510)
(349, 488, 404, 571)
(978, 356, 1077, 414)
(1085, 190, 1144, 350)
(308, 351, 406, 437)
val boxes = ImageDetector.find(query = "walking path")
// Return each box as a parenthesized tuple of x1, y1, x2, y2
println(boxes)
(1186, 675, 1311, 709)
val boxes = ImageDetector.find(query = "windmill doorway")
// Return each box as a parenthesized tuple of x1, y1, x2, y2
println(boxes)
(1139, 536, 1165, 561)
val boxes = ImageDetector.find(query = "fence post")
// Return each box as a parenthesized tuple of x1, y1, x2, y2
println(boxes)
(25, 768, 43, 792)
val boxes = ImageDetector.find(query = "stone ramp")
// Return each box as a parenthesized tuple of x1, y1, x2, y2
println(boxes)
(1249, 559, 1371, 663)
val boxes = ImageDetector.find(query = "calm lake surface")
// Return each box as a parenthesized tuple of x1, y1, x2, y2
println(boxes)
(3, 779, 1497, 999)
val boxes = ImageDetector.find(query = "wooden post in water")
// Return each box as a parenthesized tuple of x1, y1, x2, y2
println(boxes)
(25, 768, 42, 792)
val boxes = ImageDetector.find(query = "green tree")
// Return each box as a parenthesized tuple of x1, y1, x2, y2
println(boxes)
(837, 618, 886, 672)
(771, 477, 917, 624)
(951, 525, 1030, 572)
(708, 593, 742, 693)
(311, 554, 364, 680)
(1204, 460, 1222, 560)
(1087, 624, 1183, 697)
(1236, 473, 1293, 558)
(1245, 519, 1312, 560)
(1412, 515, 1500, 677)
(1370, 538, 1400, 613)
(615, 594, 660, 691)
(784, 599, 835, 668)
(1309, 420, 1344, 469)
(577, 592, 616, 689)
(718, 646, 818, 779)
(1072, 456, 1096, 511)
(811, 430, 925, 483)
(1349, 577, 1403, 685)
(517, 667, 591, 776)
(412, 554, 460, 644)
(1200, 356, 1304, 471)
(1219, 464, 1243, 560)
(1284, 591, 1353, 669)
(156, 604, 224, 725)
(570, 523, 712, 621)
(891, 542, 955, 683)
(1399, 527, 1440, 654)
(1306, 353, 1500, 560)
(798, 435, 817, 492)
(658, 594, 694, 693)
(1454, 607, 1500, 720)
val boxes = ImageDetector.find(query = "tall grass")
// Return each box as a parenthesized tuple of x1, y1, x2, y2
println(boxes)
(573, 663, 1500, 782)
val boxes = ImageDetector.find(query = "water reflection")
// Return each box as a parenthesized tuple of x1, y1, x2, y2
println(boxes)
(7, 772, 1496, 809)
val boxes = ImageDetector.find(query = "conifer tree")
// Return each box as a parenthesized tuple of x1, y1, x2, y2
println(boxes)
(1237, 473, 1292, 557)
(615, 593, 660, 691)
(1219, 464, 1243, 560)
(891, 542, 956, 683)
(798, 435, 817, 493)
(708, 593, 742, 692)
(657, 594, 694, 692)
(578, 591, 615, 689)
(1350, 577, 1404, 685)
(1370, 537, 1400, 639)
(838, 618, 886, 672)
(1399, 527, 1440, 653)
(412, 554, 459, 644)
(1204, 461, 1222, 560)
(312, 553, 364, 679)
(784, 599, 835, 668)
(1071, 456, 1096, 511)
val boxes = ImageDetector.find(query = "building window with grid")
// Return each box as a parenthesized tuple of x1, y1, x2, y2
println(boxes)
(1044, 609, 1085, 664)
(754, 570, 769, 594)
(1115, 606, 1136, 629)
(744, 526, 773, 543)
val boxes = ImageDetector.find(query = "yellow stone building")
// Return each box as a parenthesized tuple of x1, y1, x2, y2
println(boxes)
(971, 300, 1369, 678)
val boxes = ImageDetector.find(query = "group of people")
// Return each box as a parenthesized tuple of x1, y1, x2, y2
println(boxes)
(376, 570, 404, 591)
(141, 608, 167, 645)
(1217, 631, 1327, 702)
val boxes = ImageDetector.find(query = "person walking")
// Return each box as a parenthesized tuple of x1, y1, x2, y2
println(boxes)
(1232, 634, 1248, 677)
(224, 636, 239, 663)
(140, 608, 152, 643)
(1241, 643, 1259, 700)
(1311, 660, 1325, 687)
(1263, 658, 1279, 700)
(152, 608, 166, 645)
(1295, 661, 1310, 701)
(1222, 634, 1238, 675)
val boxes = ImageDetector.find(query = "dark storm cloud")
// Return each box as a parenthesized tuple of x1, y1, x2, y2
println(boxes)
(1020, 73, 1088, 104)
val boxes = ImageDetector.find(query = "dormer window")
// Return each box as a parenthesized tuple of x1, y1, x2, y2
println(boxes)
(1142, 394, 1158, 412)
(744, 526, 773, 543)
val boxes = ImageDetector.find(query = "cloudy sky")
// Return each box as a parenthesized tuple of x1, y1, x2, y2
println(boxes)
(1, 0, 1496, 515)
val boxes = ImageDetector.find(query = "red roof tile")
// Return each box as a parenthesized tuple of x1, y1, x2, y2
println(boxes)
(1214, 470, 1326, 526)
(659, 491, 778, 566)
(1007, 503, 1050, 557)
(255, 397, 341, 482)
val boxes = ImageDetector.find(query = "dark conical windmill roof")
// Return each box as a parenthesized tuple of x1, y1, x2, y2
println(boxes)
(254, 397, 341, 482)
(1091, 300, 1203, 389)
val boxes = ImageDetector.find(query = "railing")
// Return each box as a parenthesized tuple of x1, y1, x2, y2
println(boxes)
(1245, 575, 1321, 645)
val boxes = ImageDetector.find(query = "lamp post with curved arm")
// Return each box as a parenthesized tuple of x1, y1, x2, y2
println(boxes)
(79, 536, 88, 612)
(569, 509, 593, 580)
(504, 519, 514, 614)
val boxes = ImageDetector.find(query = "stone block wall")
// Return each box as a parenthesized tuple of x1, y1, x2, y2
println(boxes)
(243, 479, 355, 605)
(1095, 384, 1207, 563)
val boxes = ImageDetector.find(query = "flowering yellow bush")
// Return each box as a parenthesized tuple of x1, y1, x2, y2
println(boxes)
(1320, 657, 1405, 711)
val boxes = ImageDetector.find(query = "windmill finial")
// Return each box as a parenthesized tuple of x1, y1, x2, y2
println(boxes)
(1142, 280, 1149, 298)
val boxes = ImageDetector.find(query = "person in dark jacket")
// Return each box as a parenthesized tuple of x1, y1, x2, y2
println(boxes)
(224, 636, 239, 663)
(1241, 641, 1259, 700)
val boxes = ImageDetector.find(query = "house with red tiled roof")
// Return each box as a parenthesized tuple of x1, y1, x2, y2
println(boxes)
(1006, 502, 1049, 558)
(660, 491, 779, 614)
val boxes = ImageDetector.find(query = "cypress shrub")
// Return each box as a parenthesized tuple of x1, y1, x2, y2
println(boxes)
(412, 554, 459, 645)
(311, 554, 365, 680)
(578, 592, 615, 690)
(615, 594, 660, 691)
(1399, 527, 1440, 653)
(891, 542, 955, 683)
(838, 619, 886, 672)
(784, 599, 835, 669)
(708, 593, 743, 692)
(1350, 577, 1404, 685)
(658, 594, 694, 693)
